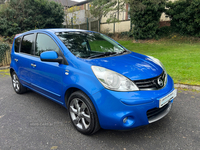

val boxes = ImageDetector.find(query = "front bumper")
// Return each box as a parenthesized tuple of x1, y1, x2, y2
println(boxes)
(92, 75, 175, 130)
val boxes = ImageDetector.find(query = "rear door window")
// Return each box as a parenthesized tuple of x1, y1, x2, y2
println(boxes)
(21, 34, 34, 55)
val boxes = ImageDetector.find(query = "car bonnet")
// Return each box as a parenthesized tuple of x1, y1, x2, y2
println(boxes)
(82, 52, 163, 81)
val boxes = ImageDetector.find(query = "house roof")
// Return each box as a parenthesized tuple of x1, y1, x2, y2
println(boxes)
(49, 0, 90, 7)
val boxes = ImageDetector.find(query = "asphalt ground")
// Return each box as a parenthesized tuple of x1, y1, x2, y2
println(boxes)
(0, 71, 200, 150)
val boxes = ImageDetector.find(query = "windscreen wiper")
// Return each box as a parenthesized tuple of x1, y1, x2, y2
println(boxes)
(111, 50, 130, 56)
(87, 52, 117, 59)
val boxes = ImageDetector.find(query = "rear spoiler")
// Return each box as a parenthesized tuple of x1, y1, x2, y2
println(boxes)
(14, 33, 22, 39)
(12, 33, 22, 44)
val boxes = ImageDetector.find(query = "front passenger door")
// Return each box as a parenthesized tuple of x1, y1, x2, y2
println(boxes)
(29, 33, 65, 103)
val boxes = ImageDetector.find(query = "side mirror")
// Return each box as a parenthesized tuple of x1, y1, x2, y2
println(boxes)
(40, 51, 63, 63)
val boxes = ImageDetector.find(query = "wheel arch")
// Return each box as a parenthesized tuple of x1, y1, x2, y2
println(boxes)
(10, 68, 15, 76)
(64, 86, 99, 113)
(64, 87, 80, 108)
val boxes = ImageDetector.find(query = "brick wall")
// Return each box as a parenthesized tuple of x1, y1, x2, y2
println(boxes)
(159, 21, 171, 28)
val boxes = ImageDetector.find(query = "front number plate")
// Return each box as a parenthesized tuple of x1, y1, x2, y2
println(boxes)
(159, 89, 177, 108)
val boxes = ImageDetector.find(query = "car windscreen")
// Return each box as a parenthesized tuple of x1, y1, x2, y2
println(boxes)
(55, 31, 129, 59)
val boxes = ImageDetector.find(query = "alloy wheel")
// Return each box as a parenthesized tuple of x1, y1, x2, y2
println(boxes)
(12, 73, 20, 92)
(69, 98, 91, 130)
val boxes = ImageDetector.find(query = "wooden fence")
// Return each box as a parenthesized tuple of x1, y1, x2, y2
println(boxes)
(0, 50, 11, 67)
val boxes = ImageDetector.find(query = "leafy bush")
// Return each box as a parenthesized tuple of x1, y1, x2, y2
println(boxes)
(157, 26, 174, 38)
(0, 0, 64, 37)
(166, 0, 200, 37)
(120, 31, 133, 37)
(0, 42, 10, 63)
(2, 35, 16, 43)
(129, 0, 166, 40)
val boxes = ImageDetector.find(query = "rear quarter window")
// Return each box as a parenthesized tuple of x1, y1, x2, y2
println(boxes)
(14, 37, 21, 53)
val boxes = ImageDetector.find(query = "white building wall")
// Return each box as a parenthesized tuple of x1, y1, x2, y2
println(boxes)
(160, 0, 177, 21)
(101, 10, 127, 23)
(67, 10, 86, 25)
(100, 20, 130, 33)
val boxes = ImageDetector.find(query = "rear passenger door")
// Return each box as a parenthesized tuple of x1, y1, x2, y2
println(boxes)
(14, 34, 35, 86)
(29, 32, 65, 103)
(11, 36, 22, 75)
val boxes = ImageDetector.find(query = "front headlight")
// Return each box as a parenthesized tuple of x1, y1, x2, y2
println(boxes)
(91, 66, 139, 91)
(147, 56, 166, 73)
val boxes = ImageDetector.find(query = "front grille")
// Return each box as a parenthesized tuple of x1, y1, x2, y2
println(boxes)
(147, 103, 170, 119)
(134, 71, 166, 90)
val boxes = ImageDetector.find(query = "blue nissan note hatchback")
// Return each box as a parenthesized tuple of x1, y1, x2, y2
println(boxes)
(10, 29, 177, 135)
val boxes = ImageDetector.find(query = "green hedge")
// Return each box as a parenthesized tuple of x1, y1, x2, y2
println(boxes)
(0, 42, 10, 63)
(157, 26, 173, 38)
(166, 0, 200, 37)
(129, 0, 166, 40)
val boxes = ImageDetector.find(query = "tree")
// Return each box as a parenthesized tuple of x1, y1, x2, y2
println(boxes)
(128, 0, 166, 39)
(90, 0, 125, 23)
(0, 0, 65, 37)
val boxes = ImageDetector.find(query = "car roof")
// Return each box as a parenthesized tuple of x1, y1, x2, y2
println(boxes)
(15, 28, 94, 39)
(46, 28, 93, 33)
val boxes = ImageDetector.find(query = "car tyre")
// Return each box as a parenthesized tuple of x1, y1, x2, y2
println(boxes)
(68, 90, 100, 135)
(11, 72, 27, 94)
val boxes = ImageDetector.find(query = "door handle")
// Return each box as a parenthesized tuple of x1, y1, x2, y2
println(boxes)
(31, 63, 36, 67)
(14, 59, 18, 62)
